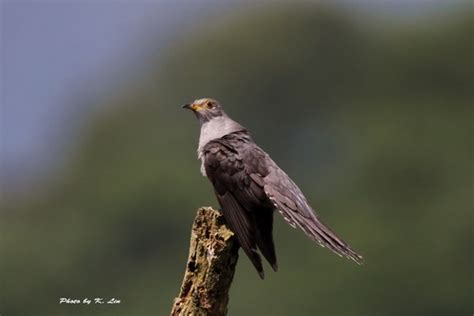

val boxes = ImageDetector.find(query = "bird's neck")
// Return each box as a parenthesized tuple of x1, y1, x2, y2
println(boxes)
(197, 116, 245, 157)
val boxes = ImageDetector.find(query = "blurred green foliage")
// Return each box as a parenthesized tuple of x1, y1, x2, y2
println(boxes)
(1, 4, 472, 316)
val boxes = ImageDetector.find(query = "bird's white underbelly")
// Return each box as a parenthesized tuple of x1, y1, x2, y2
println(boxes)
(198, 153, 207, 177)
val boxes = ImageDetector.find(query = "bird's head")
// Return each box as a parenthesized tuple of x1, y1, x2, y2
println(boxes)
(182, 98, 225, 124)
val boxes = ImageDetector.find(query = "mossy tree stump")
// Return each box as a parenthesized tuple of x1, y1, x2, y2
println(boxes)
(170, 207, 239, 316)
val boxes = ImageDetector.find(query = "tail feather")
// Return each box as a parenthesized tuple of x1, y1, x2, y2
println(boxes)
(301, 215, 363, 264)
(255, 209, 278, 272)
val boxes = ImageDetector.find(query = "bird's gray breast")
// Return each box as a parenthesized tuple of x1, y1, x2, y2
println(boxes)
(196, 116, 244, 177)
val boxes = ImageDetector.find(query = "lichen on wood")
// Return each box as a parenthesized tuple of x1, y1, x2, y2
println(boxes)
(170, 207, 239, 316)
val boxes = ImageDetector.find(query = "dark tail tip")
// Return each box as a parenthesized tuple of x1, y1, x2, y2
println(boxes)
(271, 262, 278, 272)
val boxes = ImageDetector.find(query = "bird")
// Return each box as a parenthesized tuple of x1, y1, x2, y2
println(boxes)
(183, 98, 363, 279)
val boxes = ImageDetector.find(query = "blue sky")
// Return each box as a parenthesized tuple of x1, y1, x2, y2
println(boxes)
(1, 1, 235, 191)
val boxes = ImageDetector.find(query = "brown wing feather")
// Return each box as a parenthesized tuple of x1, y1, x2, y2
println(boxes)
(216, 191, 264, 278)
(202, 132, 276, 278)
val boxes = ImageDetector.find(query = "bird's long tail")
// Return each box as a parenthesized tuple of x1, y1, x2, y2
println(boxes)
(298, 213, 364, 264)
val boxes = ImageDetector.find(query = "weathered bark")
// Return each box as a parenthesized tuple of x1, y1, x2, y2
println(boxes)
(170, 207, 239, 316)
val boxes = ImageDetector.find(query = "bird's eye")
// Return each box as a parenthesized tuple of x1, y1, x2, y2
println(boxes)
(206, 102, 214, 109)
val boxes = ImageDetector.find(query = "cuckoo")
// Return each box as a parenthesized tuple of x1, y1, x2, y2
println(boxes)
(183, 98, 362, 279)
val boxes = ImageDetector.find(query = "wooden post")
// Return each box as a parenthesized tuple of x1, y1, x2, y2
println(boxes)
(170, 207, 239, 316)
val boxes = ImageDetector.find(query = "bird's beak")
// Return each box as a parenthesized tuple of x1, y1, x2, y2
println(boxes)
(182, 103, 203, 111)
(182, 103, 192, 110)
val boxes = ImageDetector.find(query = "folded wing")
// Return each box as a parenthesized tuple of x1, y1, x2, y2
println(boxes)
(202, 132, 277, 278)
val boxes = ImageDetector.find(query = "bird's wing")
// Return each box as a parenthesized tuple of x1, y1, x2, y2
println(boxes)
(262, 158, 364, 264)
(202, 133, 272, 278)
